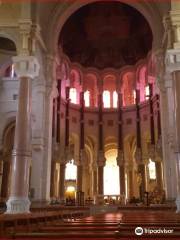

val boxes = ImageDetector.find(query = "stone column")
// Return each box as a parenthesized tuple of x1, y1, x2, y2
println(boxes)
(173, 70, 180, 212)
(59, 163, 65, 201)
(77, 91, 85, 193)
(117, 92, 125, 196)
(117, 151, 125, 196)
(96, 83, 106, 204)
(164, 49, 180, 211)
(128, 168, 133, 199)
(93, 168, 97, 196)
(77, 165, 83, 192)
(155, 161, 163, 189)
(157, 70, 177, 200)
(135, 89, 146, 200)
(138, 163, 146, 198)
(65, 86, 70, 149)
(119, 165, 125, 195)
(155, 94, 163, 190)
(6, 56, 39, 213)
(31, 81, 57, 204)
(50, 161, 56, 198)
(97, 165, 104, 196)
(56, 79, 61, 143)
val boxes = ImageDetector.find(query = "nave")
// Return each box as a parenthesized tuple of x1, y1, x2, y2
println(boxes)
(1, 208, 180, 239)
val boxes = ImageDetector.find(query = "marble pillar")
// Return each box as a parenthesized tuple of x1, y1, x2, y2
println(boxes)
(155, 161, 163, 189)
(159, 73, 177, 200)
(50, 161, 56, 198)
(77, 165, 83, 192)
(173, 70, 180, 212)
(117, 151, 126, 196)
(59, 163, 65, 201)
(128, 169, 133, 199)
(31, 78, 57, 204)
(119, 165, 125, 195)
(97, 165, 104, 196)
(138, 163, 146, 199)
(6, 56, 39, 213)
(93, 169, 97, 196)
(164, 49, 180, 211)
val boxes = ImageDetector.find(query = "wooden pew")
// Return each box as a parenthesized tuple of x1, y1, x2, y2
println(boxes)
(0, 209, 88, 236)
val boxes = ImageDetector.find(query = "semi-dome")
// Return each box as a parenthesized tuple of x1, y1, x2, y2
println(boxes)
(59, 1, 153, 69)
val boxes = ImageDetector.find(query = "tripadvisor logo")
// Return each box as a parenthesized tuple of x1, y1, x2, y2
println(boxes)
(135, 227, 143, 236)
(135, 227, 174, 236)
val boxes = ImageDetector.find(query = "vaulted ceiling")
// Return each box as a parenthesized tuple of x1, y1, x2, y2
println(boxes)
(59, 1, 153, 70)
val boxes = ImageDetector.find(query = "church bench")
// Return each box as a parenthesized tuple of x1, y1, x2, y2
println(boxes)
(10, 231, 116, 239)
(48, 222, 119, 226)
(0, 210, 87, 236)
(38, 225, 118, 232)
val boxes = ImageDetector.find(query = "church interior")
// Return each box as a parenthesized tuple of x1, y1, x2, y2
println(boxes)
(0, 0, 180, 239)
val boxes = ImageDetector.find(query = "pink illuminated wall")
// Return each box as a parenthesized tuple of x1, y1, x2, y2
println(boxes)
(138, 66, 147, 102)
(84, 73, 98, 107)
(121, 72, 135, 106)
(70, 69, 81, 104)
(58, 53, 156, 108)
(103, 74, 117, 108)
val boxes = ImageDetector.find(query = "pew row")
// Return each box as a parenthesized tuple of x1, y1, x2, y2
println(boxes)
(0, 209, 89, 236)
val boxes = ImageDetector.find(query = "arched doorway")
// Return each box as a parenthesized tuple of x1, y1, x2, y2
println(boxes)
(104, 149, 119, 196)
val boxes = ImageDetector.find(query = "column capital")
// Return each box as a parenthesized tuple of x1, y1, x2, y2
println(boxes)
(165, 49, 180, 73)
(13, 55, 40, 79)
(164, 72, 173, 89)
(170, 10, 180, 48)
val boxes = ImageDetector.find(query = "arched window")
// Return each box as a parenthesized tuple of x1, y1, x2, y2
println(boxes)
(104, 149, 119, 195)
(65, 159, 77, 180)
(145, 85, 150, 100)
(103, 90, 110, 108)
(69, 88, 77, 104)
(133, 90, 136, 104)
(148, 159, 156, 180)
(113, 91, 118, 108)
(84, 90, 90, 107)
